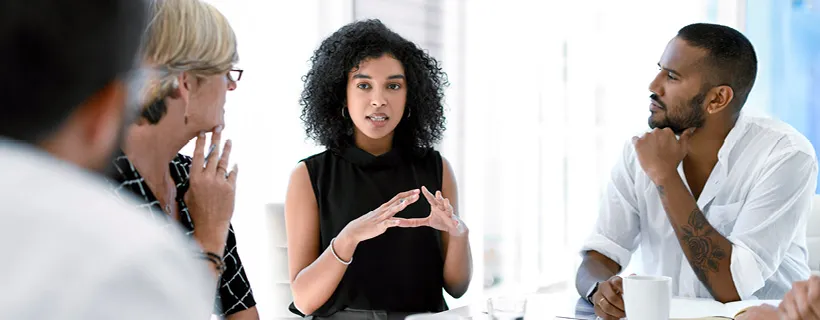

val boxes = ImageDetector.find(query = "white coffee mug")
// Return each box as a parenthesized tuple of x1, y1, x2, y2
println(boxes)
(623, 275, 672, 320)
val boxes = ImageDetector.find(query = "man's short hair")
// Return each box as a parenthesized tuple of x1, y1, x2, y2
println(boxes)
(677, 23, 758, 112)
(0, 0, 149, 143)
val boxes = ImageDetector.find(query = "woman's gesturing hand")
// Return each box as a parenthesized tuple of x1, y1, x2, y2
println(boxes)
(396, 186, 467, 236)
(341, 189, 421, 243)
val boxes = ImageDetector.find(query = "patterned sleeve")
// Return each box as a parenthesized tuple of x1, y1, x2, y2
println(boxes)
(215, 224, 257, 316)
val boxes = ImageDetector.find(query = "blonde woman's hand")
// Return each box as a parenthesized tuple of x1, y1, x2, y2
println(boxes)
(185, 127, 238, 252)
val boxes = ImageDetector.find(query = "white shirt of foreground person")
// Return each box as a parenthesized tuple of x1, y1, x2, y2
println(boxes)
(0, 139, 213, 319)
(583, 115, 817, 300)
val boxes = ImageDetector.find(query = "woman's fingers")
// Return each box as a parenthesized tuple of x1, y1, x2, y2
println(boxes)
(191, 132, 207, 169)
(422, 186, 448, 212)
(394, 217, 429, 228)
(216, 139, 232, 178)
(205, 126, 223, 172)
(381, 218, 402, 228)
(378, 189, 420, 211)
(227, 164, 238, 186)
(421, 186, 438, 206)
(379, 193, 419, 219)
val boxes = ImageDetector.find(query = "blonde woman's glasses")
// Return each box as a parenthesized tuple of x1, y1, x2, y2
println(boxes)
(227, 69, 243, 82)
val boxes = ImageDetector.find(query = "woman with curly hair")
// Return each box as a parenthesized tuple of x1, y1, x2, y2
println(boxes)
(284, 19, 473, 319)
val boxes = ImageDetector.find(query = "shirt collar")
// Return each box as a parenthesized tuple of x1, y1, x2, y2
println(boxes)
(717, 113, 749, 163)
(336, 145, 406, 168)
(109, 151, 188, 188)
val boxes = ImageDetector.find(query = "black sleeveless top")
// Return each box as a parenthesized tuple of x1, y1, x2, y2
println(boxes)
(289, 146, 448, 317)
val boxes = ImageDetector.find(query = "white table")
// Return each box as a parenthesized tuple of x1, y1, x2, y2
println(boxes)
(436, 291, 596, 319)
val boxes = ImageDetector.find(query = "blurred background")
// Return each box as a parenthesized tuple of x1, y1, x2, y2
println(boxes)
(184, 0, 820, 318)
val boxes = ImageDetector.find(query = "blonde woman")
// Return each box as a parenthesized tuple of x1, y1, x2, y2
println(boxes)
(106, 0, 258, 318)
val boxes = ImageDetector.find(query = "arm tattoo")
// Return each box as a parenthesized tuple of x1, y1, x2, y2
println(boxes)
(657, 185, 670, 212)
(681, 208, 727, 294)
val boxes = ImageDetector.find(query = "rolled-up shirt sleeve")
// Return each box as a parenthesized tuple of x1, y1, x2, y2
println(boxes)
(581, 141, 642, 268)
(728, 149, 817, 299)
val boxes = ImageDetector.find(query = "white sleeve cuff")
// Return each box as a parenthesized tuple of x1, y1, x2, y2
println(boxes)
(581, 232, 633, 268)
(729, 239, 766, 299)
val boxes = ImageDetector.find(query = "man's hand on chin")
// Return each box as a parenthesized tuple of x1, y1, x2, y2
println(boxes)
(632, 127, 695, 184)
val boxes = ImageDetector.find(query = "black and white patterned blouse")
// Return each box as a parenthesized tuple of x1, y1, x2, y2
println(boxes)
(107, 152, 256, 317)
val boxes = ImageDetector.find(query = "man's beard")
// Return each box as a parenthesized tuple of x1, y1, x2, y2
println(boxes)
(649, 92, 707, 135)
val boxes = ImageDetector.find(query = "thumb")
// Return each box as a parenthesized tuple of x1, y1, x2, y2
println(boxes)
(679, 128, 695, 147)
(394, 217, 427, 228)
(383, 218, 401, 227)
(680, 128, 695, 141)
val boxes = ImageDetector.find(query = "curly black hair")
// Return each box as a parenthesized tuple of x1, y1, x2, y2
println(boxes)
(300, 19, 448, 155)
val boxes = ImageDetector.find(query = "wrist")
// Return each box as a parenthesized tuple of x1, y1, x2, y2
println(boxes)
(198, 251, 226, 274)
(193, 228, 229, 254)
(335, 229, 359, 258)
(451, 224, 469, 238)
(338, 225, 361, 246)
(651, 169, 680, 186)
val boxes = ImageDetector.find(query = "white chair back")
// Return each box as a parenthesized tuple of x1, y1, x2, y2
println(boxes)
(267, 203, 296, 318)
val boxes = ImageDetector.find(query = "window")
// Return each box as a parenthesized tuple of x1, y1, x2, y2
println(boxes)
(450, 0, 745, 297)
(745, 0, 820, 192)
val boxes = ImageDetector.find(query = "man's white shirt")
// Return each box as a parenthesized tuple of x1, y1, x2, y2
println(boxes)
(583, 115, 817, 300)
(0, 139, 214, 319)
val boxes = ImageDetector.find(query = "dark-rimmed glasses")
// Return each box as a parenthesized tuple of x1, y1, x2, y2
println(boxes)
(228, 69, 243, 82)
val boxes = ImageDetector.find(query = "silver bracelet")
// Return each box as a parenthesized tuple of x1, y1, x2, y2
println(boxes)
(330, 237, 352, 265)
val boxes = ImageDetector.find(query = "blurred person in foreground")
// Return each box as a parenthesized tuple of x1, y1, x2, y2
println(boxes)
(284, 19, 472, 319)
(737, 274, 820, 320)
(0, 0, 214, 319)
(106, 0, 258, 318)
(576, 23, 816, 320)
